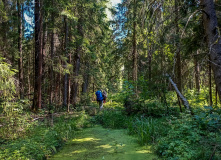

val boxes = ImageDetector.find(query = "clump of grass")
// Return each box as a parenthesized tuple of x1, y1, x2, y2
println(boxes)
(127, 116, 166, 145)
(95, 110, 128, 129)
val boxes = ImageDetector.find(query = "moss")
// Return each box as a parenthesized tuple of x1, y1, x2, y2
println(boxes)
(50, 125, 158, 160)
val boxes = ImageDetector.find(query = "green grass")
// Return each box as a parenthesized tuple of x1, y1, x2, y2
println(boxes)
(49, 125, 159, 160)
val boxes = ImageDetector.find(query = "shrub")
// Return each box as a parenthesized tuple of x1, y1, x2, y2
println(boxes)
(156, 113, 221, 160)
(0, 111, 91, 160)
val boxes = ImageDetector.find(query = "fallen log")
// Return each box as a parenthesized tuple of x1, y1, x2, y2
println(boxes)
(166, 74, 192, 114)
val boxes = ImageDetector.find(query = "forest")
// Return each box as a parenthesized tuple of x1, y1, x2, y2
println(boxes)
(1, 0, 221, 159)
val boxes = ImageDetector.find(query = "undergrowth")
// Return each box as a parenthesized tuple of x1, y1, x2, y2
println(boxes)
(95, 98, 221, 160)
(0, 111, 91, 160)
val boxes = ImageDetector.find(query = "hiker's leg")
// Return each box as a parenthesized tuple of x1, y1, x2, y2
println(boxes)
(99, 100, 103, 110)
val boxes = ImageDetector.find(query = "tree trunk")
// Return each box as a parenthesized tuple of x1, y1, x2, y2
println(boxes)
(33, 0, 42, 111)
(73, 17, 83, 106)
(67, 22, 72, 112)
(200, 0, 221, 102)
(63, 16, 68, 107)
(132, 0, 137, 94)
(209, 56, 213, 106)
(67, 54, 71, 112)
(49, 0, 55, 105)
(167, 75, 192, 113)
(17, 0, 24, 99)
(148, 49, 152, 81)
(194, 50, 200, 92)
(28, 54, 31, 99)
(175, 0, 182, 93)
(82, 62, 89, 94)
(42, 23, 47, 105)
(215, 86, 218, 106)
(1, 0, 7, 58)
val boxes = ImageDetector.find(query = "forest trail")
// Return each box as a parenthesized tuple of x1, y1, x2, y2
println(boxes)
(50, 125, 158, 160)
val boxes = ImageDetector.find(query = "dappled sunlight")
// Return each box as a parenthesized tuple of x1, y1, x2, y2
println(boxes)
(71, 149, 87, 154)
(50, 126, 158, 160)
(72, 137, 100, 142)
(98, 144, 112, 149)
(136, 150, 152, 154)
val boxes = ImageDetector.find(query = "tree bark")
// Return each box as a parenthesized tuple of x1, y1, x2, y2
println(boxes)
(209, 56, 213, 106)
(148, 49, 152, 81)
(63, 16, 68, 107)
(33, 0, 43, 111)
(67, 22, 72, 112)
(17, 0, 24, 99)
(167, 75, 192, 113)
(194, 50, 200, 92)
(132, 0, 138, 94)
(50, 0, 54, 105)
(200, 0, 221, 102)
(73, 17, 83, 106)
(1, 0, 7, 58)
(175, 0, 182, 93)
(82, 62, 89, 94)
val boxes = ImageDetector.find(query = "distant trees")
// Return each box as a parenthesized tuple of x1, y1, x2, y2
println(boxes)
(114, 0, 221, 106)
(0, 0, 221, 111)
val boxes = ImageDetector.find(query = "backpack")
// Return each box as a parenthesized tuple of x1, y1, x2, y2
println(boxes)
(102, 91, 107, 98)
(95, 90, 103, 101)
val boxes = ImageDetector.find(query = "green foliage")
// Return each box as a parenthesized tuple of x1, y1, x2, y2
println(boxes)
(127, 116, 162, 145)
(95, 110, 128, 129)
(0, 112, 91, 160)
(0, 57, 32, 140)
(0, 57, 17, 115)
(193, 106, 221, 131)
(156, 113, 221, 160)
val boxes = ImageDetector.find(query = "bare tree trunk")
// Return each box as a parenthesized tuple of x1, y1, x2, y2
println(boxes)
(17, 0, 24, 99)
(200, 0, 221, 102)
(1, 0, 7, 58)
(148, 49, 152, 81)
(73, 17, 83, 106)
(174, 0, 182, 111)
(50, 0, 54, 105)
(67, 55, 71, 112)
(28, 55, 31, 99)
(167, 75, 192, 113)
(175, 0, 182, 93)
(132, 0, 137, 94)
(194, 50, 200, 92)
(67, 22, 72, 112)
(216, 86, 218, 106)
(42, 23, 47, 106)
(209, 56, 213, 106)
(82, 62, 89, 94)
(63, 16, 68, 107)
(33, 0, 43, 111)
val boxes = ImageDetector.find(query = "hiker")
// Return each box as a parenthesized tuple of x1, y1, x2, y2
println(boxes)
(102, 90, 107, 103)
(95, 89, 104, 110)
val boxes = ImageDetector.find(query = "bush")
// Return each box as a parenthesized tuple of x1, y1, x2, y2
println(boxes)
(156, 113, 221, 160)
(0, 111, 91, 160)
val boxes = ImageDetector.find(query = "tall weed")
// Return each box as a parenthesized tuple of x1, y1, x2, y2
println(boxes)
(127, 116, 167, 145)
(95, 110, 128, 129)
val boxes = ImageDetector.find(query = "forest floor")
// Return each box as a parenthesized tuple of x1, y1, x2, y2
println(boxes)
(49, 125, 158, 160)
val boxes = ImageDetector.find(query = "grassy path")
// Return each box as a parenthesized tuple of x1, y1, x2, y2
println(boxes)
(50, 125, 158, 160)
